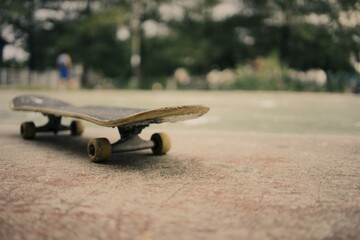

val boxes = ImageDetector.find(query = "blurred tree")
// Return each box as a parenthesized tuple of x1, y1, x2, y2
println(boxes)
(0, 37, 8, 66)
(0, 0, 90, 81)
(0, 0, 37, 81)
(0, 0, 129, 87)
(120, 0, 171, 88)
(56, 7, 129, 87)
(0, 0, 358, 90)
(250, 0, 359, 71)
(141, 0, 223, 84)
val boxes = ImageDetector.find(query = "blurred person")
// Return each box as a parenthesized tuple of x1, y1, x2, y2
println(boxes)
(57, 52, 73, 89)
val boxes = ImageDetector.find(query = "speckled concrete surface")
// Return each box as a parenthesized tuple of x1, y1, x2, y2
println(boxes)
(0, 90, 360, 239)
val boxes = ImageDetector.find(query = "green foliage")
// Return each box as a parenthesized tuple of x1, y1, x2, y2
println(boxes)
(56, 8, 131, 83)
(1, 0, 359, 91)
(234, 53, 286, 90)
(234, 53, 326, 91)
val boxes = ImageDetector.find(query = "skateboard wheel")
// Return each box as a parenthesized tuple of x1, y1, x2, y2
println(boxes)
(151, 132, 171, 155)
(87, 138, 111, 163)
(70, 120, 84, 136)
(20, 122, 36, 140)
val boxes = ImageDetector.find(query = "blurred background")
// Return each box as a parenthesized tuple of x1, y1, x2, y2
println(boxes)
(0, 0, 359, 92)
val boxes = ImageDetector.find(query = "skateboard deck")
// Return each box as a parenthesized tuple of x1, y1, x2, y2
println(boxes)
(10, 95, 209, 128)
(10, 94, 209, 162)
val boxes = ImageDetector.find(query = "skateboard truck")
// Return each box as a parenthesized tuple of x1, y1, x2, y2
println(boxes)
(112, 125, 155, 152)
(20, 114, 84, 139)
(35, 115, 70, 134)
(20, 116, 170, 163)
(87, 125, 171, 163)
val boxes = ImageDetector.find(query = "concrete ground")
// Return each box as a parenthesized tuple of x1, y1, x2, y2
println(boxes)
(0, 90, 359, 240)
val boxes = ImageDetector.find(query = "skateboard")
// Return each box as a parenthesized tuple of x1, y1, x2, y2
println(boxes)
(10, 94, 209, 162)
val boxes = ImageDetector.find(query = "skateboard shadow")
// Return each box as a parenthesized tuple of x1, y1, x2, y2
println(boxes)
(9, 133, 198, 176)
(104, 152, 205, 178)
(20, 133, 90, 159)
(106, 152, 183, 170)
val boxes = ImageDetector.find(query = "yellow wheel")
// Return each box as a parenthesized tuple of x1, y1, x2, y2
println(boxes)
(70, 120, 84, 136)
(87, 138, 111, 163)
(20, 122, 36, 140)
(151, 132, 171, 155)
